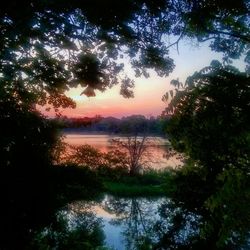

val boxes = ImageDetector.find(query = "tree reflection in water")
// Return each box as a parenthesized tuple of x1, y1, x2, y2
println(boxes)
(102, 196, 163, 249)
(101, 195, 201, 250)
(31, 202, 105, 250)
(32, 195, 203, 250)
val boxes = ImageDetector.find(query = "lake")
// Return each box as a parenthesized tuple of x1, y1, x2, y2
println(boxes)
(71, 195, 201, 250)
(67, 195, 167, 250)
(37, 195, 200, 250)
(63, 133, 182, 169)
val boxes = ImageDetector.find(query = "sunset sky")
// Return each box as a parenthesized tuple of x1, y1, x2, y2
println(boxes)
(41, 40, 244, 118)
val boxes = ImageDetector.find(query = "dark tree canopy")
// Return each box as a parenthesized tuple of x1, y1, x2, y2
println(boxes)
(163, 61, 250, 247)
(1, 0, 249, 112)
(0, 1, 249, 248)
(164, 61, 250, 171)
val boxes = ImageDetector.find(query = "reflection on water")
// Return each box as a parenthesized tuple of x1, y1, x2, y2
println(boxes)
(65, 195, 200, 250)
(63, 134, 182, 169)
(32, 191, 250, 249)
(69, 196, 165, 249)
(32, 195, 202, 249)
(31, 205, 105, 249)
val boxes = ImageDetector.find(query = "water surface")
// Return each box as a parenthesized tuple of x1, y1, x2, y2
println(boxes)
(63, 133, 182, 169)
(65, 195, 199, 250)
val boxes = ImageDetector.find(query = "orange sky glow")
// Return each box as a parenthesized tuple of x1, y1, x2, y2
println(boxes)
(41, 41, 244, 118)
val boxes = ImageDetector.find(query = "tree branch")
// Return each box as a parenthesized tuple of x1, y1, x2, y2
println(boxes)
(207, 29, 250, 43)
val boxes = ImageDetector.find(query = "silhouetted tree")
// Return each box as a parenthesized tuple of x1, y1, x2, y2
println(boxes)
(0, 1, 249, 248)
(0, 103, 60, 249)
(111, 135, 158, 175)
(163, 61, 250, 248)
(1, 1, 249, 111)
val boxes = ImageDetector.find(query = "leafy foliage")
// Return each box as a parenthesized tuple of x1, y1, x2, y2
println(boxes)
(163, 61, 250, 247)
(60, 144, 129, 179)
(1, 0, 249, 110)
(1, 1, 249, 248)
(0, 105, 60, 248)
(164, 61, 250, 173)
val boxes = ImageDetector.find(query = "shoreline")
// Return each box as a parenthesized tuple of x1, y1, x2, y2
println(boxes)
(61, 128, 167, 138)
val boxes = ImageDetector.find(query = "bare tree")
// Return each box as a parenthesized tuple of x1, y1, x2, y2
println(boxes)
(111, 134, 156, 175)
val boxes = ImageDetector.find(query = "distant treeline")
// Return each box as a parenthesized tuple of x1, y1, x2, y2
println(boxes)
(55, 115, 171, 135)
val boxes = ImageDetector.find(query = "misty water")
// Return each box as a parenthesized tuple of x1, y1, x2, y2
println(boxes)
(63, 133, 182, 169)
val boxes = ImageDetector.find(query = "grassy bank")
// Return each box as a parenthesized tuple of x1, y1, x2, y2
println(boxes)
(104, 181, 165, 196)
(102, 170, 174, 197)
(53, 165, 174, 199)
(52, 165, 104, 205)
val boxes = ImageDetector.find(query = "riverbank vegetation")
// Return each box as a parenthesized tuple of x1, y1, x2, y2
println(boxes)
(58, 115, 170, 136)
(1, 0, 249, 249)
(52, 161, 174, 199)
(103, 169, 171, 197)
(163, 62, 250, 248)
